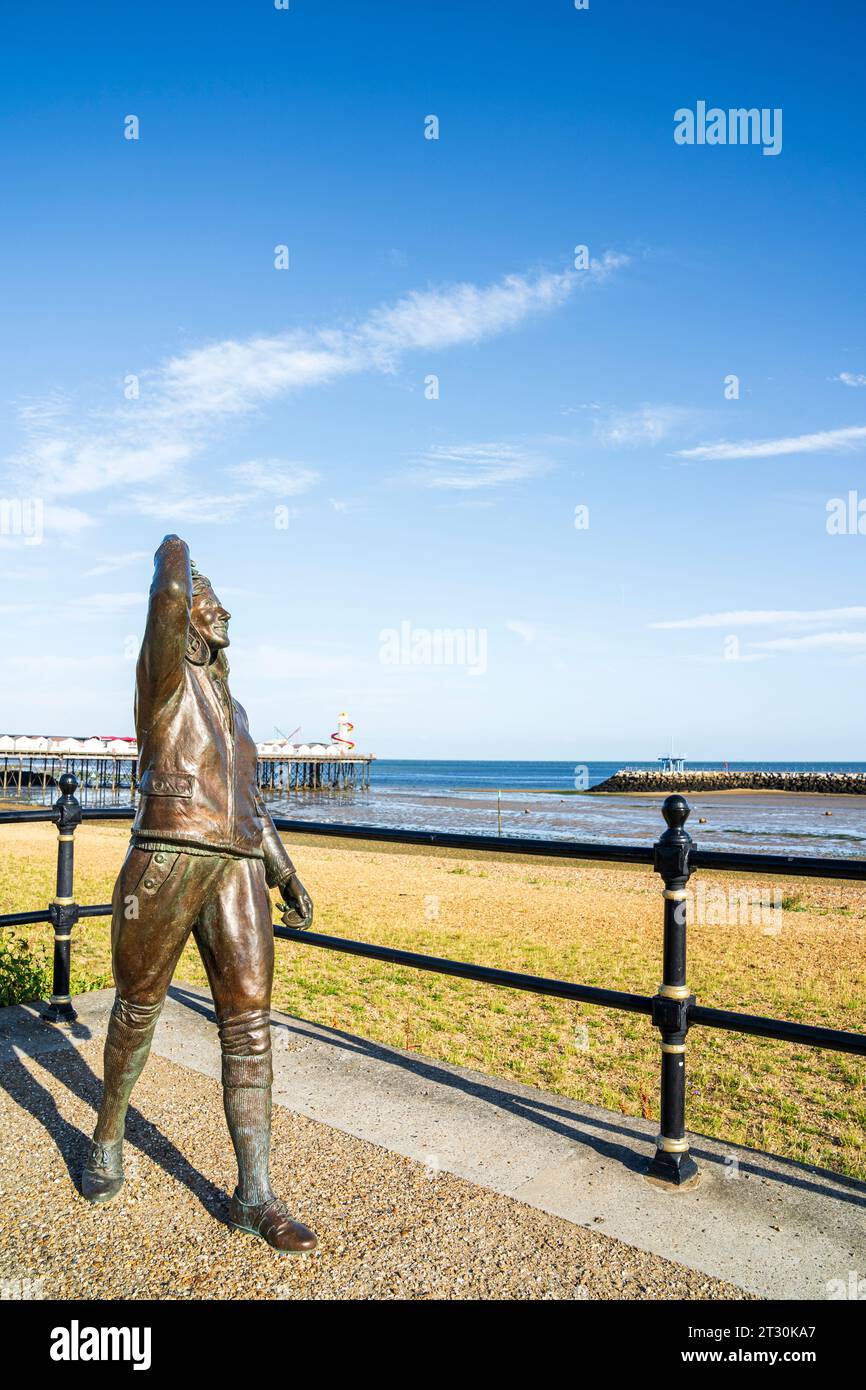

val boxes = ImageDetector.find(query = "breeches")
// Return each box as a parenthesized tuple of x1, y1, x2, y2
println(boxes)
(110, 846, 274, 1053)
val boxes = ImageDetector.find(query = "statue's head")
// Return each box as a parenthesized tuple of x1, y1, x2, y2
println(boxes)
(191, 562, 231, 654)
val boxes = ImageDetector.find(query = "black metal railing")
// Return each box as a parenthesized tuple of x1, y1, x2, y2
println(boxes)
(2, 772, 865, 1186)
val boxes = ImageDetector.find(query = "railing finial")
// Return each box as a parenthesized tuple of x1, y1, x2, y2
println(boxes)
(661, 792, 690, 833)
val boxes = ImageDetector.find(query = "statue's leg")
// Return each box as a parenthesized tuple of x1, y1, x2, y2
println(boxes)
(194, 858, 316, 1252)
(83, 849, 218, 1203)
(92, 996, 163, 1147)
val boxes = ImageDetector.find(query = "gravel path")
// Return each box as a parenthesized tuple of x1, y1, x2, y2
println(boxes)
(0, 1042, 752, 1300)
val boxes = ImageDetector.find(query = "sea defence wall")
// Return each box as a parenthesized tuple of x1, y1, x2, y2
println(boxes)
(589, 768, 866, 795)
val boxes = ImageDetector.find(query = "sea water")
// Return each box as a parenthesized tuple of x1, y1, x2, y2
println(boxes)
(261, 760, 866, 859)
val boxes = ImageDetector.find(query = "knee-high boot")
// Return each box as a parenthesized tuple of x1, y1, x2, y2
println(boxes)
(221, 1008, 317, 1252)
(219, 1007, 274, 1205)
(82, 995, 162, 1202)
(222, 1049, 274, 1205)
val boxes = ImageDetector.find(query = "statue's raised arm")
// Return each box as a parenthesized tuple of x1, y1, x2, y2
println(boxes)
(137, 534, 192, 714)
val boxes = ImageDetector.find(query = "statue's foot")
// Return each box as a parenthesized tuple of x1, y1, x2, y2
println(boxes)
(228, 1190, 318, 1254)
(81, 1139, 125, 1204)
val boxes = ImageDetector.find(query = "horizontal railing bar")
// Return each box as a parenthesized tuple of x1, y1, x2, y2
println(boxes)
(276, 819, 659, 862)
(273, 926, 655, 1013)
(0, 909, 52, 927)
(9, 888, 864, 1056)
(689, 848, 866, 880)
(688, 1004, 866, 1056)
(0, 904, 113, 924)
(276, 927, 866, 1057)
(0, 808, 60, 824)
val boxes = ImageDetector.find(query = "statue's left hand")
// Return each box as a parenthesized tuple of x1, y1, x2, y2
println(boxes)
(279, 872, 314, 930)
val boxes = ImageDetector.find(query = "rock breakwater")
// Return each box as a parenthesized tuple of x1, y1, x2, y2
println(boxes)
(589, 769, 866, 795)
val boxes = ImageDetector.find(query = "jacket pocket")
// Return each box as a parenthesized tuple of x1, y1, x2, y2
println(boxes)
(128, 849, 180, 899)
(139, 771, 194, 798)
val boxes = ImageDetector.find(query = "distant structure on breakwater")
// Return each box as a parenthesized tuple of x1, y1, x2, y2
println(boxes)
(590, 767, 866, 795)
(0, 713, 374, 796)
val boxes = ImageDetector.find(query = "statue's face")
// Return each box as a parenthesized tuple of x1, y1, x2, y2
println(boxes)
(191, 585, 231, 651)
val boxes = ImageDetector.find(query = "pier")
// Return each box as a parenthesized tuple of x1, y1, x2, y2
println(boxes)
(255, 750, 372, 792)
(0, 735, 374, 798)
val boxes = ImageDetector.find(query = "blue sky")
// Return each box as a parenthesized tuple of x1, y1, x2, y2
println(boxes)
(2, 0, 866, 758)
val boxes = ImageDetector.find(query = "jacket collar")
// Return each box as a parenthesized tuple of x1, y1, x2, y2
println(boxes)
(185, 623, 209, 666)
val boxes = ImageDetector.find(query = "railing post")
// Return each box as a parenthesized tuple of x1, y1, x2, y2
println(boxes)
(43, 772, 82, 1025)
(647, 793, 700, 1187)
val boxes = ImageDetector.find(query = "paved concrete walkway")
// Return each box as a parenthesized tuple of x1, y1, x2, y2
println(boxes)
(2, 983, 864, 1299)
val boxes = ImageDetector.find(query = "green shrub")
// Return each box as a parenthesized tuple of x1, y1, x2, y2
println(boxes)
(0, 932, 50, 1007)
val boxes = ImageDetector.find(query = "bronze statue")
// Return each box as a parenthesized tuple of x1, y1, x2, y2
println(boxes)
(81, 535, 318, 1253)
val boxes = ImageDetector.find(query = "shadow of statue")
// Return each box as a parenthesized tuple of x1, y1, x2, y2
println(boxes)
(0, 1008, 227, 1222)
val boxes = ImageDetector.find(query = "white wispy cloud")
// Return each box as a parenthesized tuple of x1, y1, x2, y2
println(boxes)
(5, 652, 122, 676)
(686, 651, 771, 665)
(156, 261, 625, 410)
(362, 267, 586, 365)
(14, 435, 194, 500)
(751, 631, 866, 652)
(44, 504, 96, 536)
(674, 425, 866, 461)
(156, 336, 361, 421)
(835, 373, 866, 388)
(0, 567, 45, 580)
(505, 620, 537, 643)
(504, 619, 578, 653)
(235, 642, 354, 680)
(652, 604, 866, 662)
(128, 492, 249, 525)
(85, 550, 149, 577)
(226, 459, 320, 496)
(436, 497, 496, 510)
(66, 592, 146, 614)
(415, 442, 550, 489)
(650, 606, 866, 630)
(0, 502, 96, 549)
(4, 256, 629, 516)
(16, 392, 73, 425)
(594, 404, 701, 448)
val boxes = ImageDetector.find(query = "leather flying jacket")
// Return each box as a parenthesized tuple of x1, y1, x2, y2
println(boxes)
(131, 536, 296, 886)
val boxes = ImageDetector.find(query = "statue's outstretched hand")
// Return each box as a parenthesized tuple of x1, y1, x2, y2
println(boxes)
(279, 872, 314, 930)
